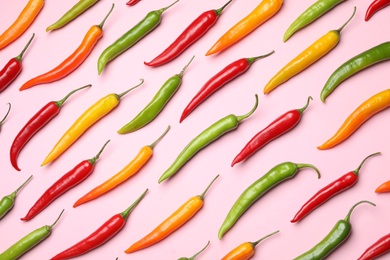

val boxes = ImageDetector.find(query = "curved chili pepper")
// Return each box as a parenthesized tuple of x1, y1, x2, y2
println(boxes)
(375, 180, 390, 193)
(358, 233, 390, 260)
(118, 57, 194, 134)
(365, 0, 390, 21)
(219, 162, 320, 239)
(144, 0, 233, 67)
(294, 201, 375, 260)
(232, 96, 312, 166)
(180, 51, 273, 123)
(0, 0, 43, 50)
(320, 42, 390, 102)
(0, 175, 32, 220)
(158, 95, 258, 183)
(41, 79, 143, 166)
(50, 190, 147, 260)
(98, 0, 179, 74)
(19, 4, 114, 91)
(318, 89, 390, 150)
(291, 152, 380, 223)
(125, 175, 218, 253)
(0, 34, 34, 92)
(0, 103, 11, 133)
(21, 141, 109, 221)
(178, 241, 210, 260)
(10, 84, 91, 171)
(206, 0, 283, 56)
(264, 8, 355, 94)
(74, 126, 170, 207)
(127, 0, 142, 6)
(221, 231, 279, 260)
(283, 0, 346, 42)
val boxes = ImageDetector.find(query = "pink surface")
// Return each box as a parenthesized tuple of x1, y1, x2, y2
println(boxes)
(0, 0, 390, 259)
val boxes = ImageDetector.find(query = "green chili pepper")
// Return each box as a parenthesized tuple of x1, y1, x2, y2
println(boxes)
(0, 209, 64, 260)
(158, 94, 259, 184)
(294, 200, 375, 260)
(320, 41, 390, 102)
(46, 0, 100, 32)
(218, 161, 320, 239)
(0, 175, 32, 220)
(118, 56, 194, 134)
(178, 241, 210, 260)
(97, 0, 179, 74)
(283, 0, 346, 42)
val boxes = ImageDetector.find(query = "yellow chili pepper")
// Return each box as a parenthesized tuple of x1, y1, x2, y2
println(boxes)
(263, 7, 356, 95)
(41, 79, 144, 166)
(206, 0, 283, 56)
(0, 0, 44, 50)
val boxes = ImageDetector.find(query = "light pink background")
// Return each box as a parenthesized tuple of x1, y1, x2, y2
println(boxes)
(0, 0, 390, 259)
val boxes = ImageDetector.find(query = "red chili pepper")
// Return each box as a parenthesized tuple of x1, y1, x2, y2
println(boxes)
(126, 0, 142, 6)
(21, 140, 109, 221)
(358, 233, 390, 260)
(9, 84, 91, 171)
(144, 0, 233, 67)
(0, 34, 34, 92)
(231, 96, 311, 166)
(291, 152, 380, 223)
(179, 51, 273, 123)
(365, 0, 390, 21)
(0, 103, 11, 133)
(50, 189, 148, 259)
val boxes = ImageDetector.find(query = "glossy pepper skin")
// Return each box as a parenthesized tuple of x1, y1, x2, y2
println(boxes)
(232, 96, 312, 166)
(375, 180, 390, 193)
(291, 152, 380, 223)
(294, 201, 375, 260)
(365, 0, 390, 21)
(178, 241, 210, 260)
(144, 0, 232, 67)
(218, 162, 320, 239)
(127, 0, 142, 6)
(358, 233, 390, 260)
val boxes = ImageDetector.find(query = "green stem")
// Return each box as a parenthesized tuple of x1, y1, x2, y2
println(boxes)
(0, 103, 11, 126)
(116, 79, 144, 99)
(344, 200, 375, 223)
(150, 125, 171, 149)
(296, 163, 321, 179)
(179, 56, 195, 77)
(353, 152, 381, 175)
(297, 96, 313, 114)
(215, 0, 234, 16)
(237, 94, 258, 122)
(199, 175, 219, 201)
(55, 84, 92, 107)
(16, 33, 35, 61)
(246, 50, 275, 65)
(49, 209, 65, 229)
(121, 189, 148, 220)
(98, 3, 115, 29)
(158, 0, 179, 15)
(250, 230, 279, 248)
(335, 6, 356, 33)
(14, 175, 33, 195)
(189, 241, 210, 260)
(89, 140, 110, 165)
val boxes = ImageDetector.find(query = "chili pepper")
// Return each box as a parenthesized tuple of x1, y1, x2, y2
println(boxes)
(144, 0, 233, 67)
(264, 8, 355, 94)
(118, 57, 193, 134)
(0, 34, 34, 92)
(178, 241, 210, 260)
(19, 4, 114, 91)
(0, 209, 64, 260)
(320, 42, 390, 102)
(46, 0, 100, 32)
(125, 175, 218, 253)
(232, 96, 312, 166)
(180, 51, 273, 123)
(74, 126, 170, 207)
(291, 152, 380, 223)
(21, 141, 109, 221)
(0, 175, 32, 220)
(206, 0, 283, 56)
(358, 233, 390, 260)
(375, 180, 390, 193)
(97, 0, 179, 74)
(50, 189, 147, 260)
(0, 103, 11, 133)
(318, 89, 390, 150)
(283, 0, 346, 42)
(10, 84, 91, 171)
(127, 0, 142, 6)
(365, 0, 390, 21)
(221, 230, 279, 260)
(294, 200, 375, 260)
(158, 95, 258, 183)
(0, 0, 43, 50)
(41, 79, 143, 166)
(219, 161, 320, 239)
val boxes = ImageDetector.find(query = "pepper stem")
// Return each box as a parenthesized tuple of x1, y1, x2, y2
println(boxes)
(344, 200, 375, 223)
(49, 209, 65, 229)
(199, 175, 219, 201)
(179, 56, 195, 77)
(121, 189, 148, 220)
(354, 152, 380, 175)
(149, 125, 171, 149)
(188, 241, 210, 260)
(237, 94, 259, 122)
(336, 6, 356, 33)
(246, 50, 275, 65)
(55, 84, 92, 107)
(98, 3, 115, 29)
(16, 33, 35, 61)
(158, 0, 179, 14)
(0, 103, 11, 127)
(297, 96, 313, 114)
(215, 0, 234, 16)
(13, 175, 33, 195)
(89, 140, 110, 165)
(250, 230, 279, 248)
(296, 163, 321, 179)
(116, 79, 144, 99)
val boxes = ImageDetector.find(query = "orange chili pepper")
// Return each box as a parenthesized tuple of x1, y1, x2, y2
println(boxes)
(318, 89, 390, 150)
(375, 180, 390, 193)
(206, 0, 283, 56)
(73, 126, 170, 207)
(19, 4, 114, 91)
(221, 230, 279, 260)
(0, 0, 44, 50)
(124, 175, 219, 253)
